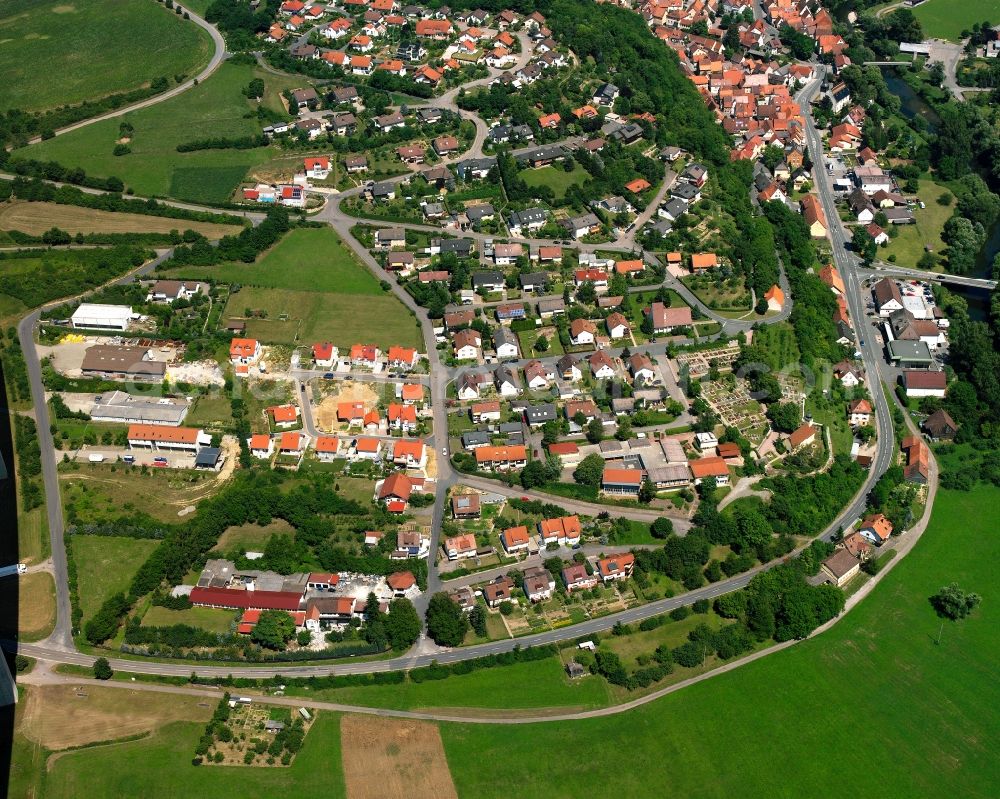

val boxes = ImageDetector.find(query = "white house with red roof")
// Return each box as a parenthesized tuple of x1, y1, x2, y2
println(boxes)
(312, 342, 337, 368)
(304, 156, 331, 180)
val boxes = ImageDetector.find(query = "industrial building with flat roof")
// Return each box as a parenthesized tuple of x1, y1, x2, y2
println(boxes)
(89, 390, 189, 426)
(70, 303, 134, 331)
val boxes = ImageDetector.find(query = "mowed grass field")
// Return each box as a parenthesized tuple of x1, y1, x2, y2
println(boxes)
(162, 228, 382, 293)
(72, 535, 159, 623)
(228, 287, 423, 350)
(178, 227, 423, 349)
(882, 179, 954, 266)
(913, 0, 997, 41)
(15, 63, 304, 203)
(295, 656, 612, 712)
(0, 201, 243, 239)
(440, 485, 1000, 798)
(141, 605, 235, 633)
(520, 163, 589, 199)
(42, 712, 346, 798)
(0, 0, 211, 113)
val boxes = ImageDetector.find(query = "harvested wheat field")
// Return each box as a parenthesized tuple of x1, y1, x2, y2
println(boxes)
(340, 714, 457, 799)
(0, 201, 243, 239)
(20, 684, 213, 751)
(314, 382, 380, 432)
(0, 571, 55, 641)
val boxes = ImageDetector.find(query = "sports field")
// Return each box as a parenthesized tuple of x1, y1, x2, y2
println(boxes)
(912, 0, 997, 42)
(440, 485, 1000, 797)
(0, 0, 211, 113)
(16, 63, 303, 203)
(72, 535, 159, 623)
(0, 201, 242, 239)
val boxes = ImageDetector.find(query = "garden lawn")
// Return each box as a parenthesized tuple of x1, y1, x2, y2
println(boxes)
(881, 179, 954, 267)
(72, 535, 159, 623)
(162, 228, 381, 293)
(520, 163, 589, 199)
(912, 0, 998, 42)
(43, 712, 345, 799)
(15, 63, 302, 203)
(141, 605, 236, 634)
(0, 0, 211, 113)
(441, 485, 1000, 798)
(224, 286, 422, 350)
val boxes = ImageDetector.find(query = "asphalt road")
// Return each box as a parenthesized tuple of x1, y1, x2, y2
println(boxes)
(797, 79, 896, 538)
(17, 249, 176, 647)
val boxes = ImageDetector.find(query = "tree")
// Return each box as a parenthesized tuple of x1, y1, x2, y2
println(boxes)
(534, 334, 550, 353)
(930, 583, 982, 620)
(520, 459, 550, 489)
(425, 592, 469, 646)
(768, 402, 801, 433)
(469, 604, 487, 637)
(586, 418, 604, 444)
(638, 479, 656, 503)
(851, 226, 877, 265)
(576, 280, 597, 305)
(574, 453, 605, 486)
(93, 657, 113, 680)
(384, 598, 422, 650)
(651, 517, 674, 539)
(251, 610, 296, 650)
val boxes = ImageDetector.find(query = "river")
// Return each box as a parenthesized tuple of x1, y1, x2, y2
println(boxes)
(881, 66, 998, 315)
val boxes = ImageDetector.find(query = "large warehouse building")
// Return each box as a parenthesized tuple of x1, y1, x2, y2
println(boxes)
(70, 303, 134, 331)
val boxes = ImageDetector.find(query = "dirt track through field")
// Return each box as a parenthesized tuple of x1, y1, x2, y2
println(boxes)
(0, 201, 240, 240)
(340, 714, 458, 799)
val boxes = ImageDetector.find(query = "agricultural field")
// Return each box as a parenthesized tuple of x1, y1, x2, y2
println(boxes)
(912, 0, 997, 42)
(72, 535, 160, 623)
(162, 228, 381, 294)
(341, 715, 457, 799)
(0, 570, 55, 641)
(520, 163, 590, 199)
(441, 485, 1000, 797)
(0, 0, 211, 113)
(0, 201, 243, 239)
(224, 286, 422, 351)
(20, 699, 345, 798)
(15, 63, 305, 203)
(881, 179, 955, 267)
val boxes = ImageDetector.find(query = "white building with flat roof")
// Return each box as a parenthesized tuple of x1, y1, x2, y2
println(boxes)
(71, 304, 134, 331)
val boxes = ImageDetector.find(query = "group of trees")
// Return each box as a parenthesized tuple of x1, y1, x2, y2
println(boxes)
(425, 592, 470, 646)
